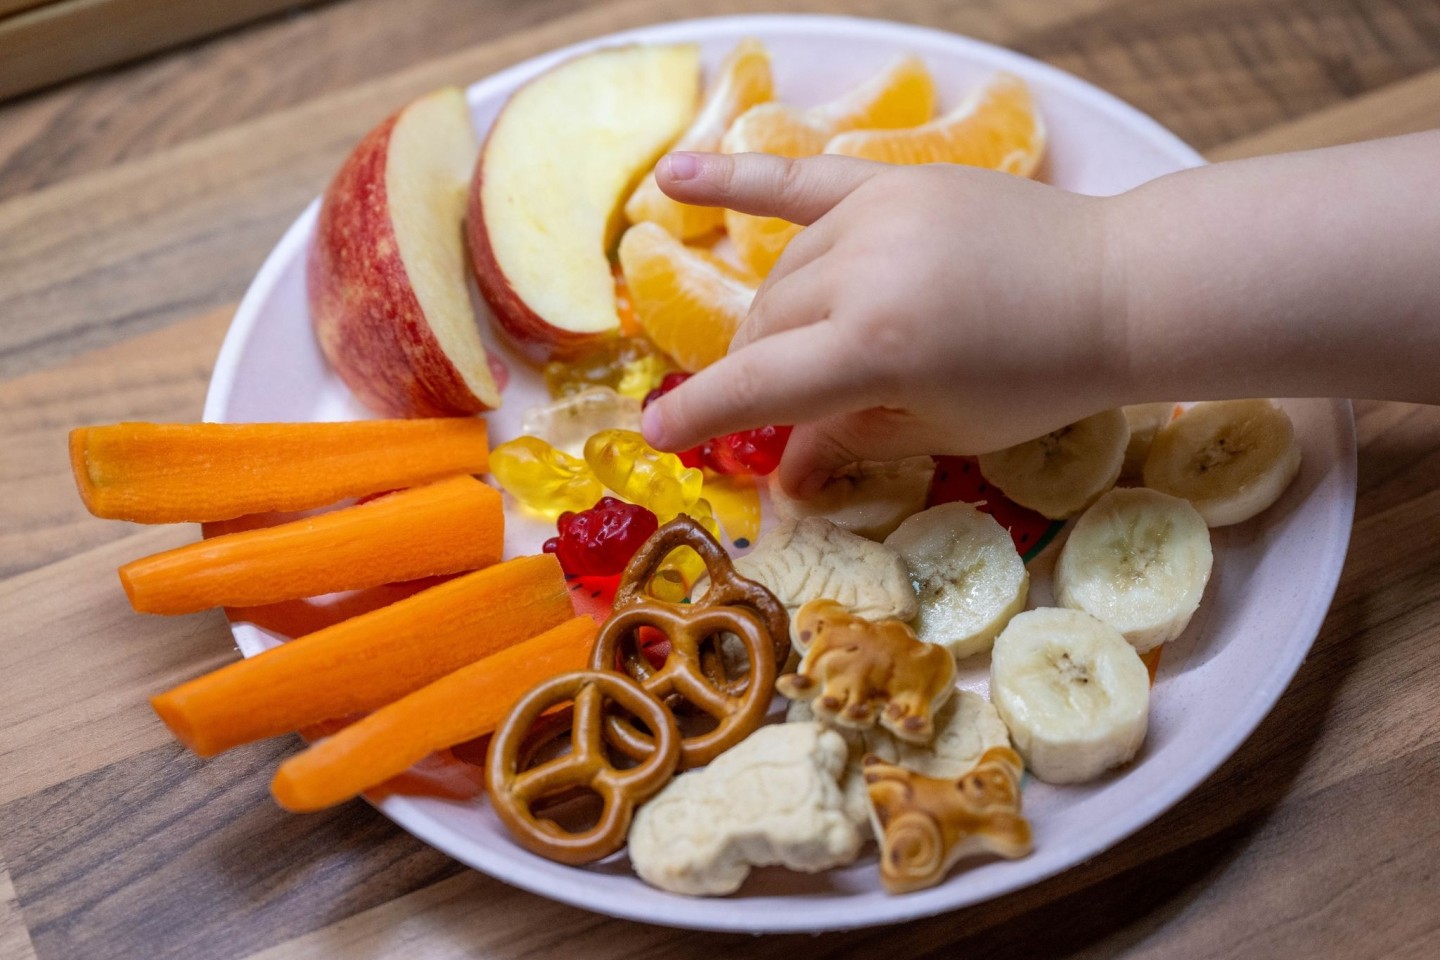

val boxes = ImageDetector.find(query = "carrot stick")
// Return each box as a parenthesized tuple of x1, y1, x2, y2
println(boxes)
(118, 476, 504, 615)
(70, 419, 489, 523)
(271, 616, 598, 812)
(151, 553, 571, 757)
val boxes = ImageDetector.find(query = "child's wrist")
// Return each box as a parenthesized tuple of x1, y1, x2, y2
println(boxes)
(1092, 192, 1146, 406)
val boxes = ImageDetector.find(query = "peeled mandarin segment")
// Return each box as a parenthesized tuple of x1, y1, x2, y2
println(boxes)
(618, 222, 756, 372)
(693, 246, 761, 285)
(625, 39, 774, 240)
(723, 211, 803, 278)
(826, 72, 1046, 177)
(806, 53, 936, 132)
(721, 102, 829, 158)
(718, 57, 935, 277)
(719, 104, 823, 277)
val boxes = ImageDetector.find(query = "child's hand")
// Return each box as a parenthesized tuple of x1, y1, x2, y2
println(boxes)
(639, 152, 1124, 496)
(640, 132, 1440, 498)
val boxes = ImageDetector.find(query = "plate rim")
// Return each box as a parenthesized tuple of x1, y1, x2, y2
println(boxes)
(203, 12, 1358, 934)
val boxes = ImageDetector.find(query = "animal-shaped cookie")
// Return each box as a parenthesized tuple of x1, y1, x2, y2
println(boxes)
(776, 599, 955, 743)
(863, 746, 1033, 894)
(871, 689, 1013, 780)
(731, 518, 919, 639)
(627, 722, 861, 896)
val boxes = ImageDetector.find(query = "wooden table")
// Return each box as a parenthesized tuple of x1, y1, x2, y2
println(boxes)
(2, 1, 1439, 957)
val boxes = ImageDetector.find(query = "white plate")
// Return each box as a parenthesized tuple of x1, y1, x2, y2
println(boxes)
(204, 13, 1356, 934)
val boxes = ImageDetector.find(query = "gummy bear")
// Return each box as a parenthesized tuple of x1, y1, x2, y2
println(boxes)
(706, 425, 793, 476)
(583, 429, 703, 519)
(543, 497, 658, 577)
(642, 372, 705, 469)
(649, 498, 721, 602)
(520, 387, 641, 457)
(543, 336, 676, 402)
(489, 436, 604, 519)
(643, 371, 791, 476)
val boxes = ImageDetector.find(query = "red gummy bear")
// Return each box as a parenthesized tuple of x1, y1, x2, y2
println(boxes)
(543, 497, 659, 577)
(705, 424, 792, 476)
(928, 456, 1059, 559)
(644, 371, 792, 476)
(643, 372, 705, 469)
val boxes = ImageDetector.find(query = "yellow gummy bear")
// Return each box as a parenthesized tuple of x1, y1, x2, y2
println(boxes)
(489, 436, 603, 519)
(651, 498, 721, 601)
(584, 429, 703, 518)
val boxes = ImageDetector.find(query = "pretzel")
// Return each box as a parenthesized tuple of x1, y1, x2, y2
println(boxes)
(486, 670, 680, 866)
(617, 515, 791, 666)
(863, 746, 1033, 894)
(590, 601, 777, 769)
(777, 599, 956, 743)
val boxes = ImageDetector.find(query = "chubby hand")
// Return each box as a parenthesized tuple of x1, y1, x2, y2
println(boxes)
(639, 151, 1127, 497)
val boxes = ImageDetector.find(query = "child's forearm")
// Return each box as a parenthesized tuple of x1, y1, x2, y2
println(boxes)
(1109, 130, 1440, 405)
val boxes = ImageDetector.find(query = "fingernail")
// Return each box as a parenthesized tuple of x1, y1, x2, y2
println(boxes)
(641, 403, 668, 449)
(663, 152, 699, 181)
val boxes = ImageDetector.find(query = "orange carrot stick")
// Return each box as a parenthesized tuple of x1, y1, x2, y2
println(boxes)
(271, 616, 598, 812)
(70, 419, 489, 523)
(118, 476, 503, 615)
(151, 554, 571, 757)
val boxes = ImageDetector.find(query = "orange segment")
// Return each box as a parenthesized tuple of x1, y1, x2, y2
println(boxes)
(825, 72, 1045, 176)
(612, 262, 642, 337)
(618, 222, 757, 372)
(721, 55, 937, 276)
(625, 39, 774, 239)
(808, 54, 936, 133)
(722, 210, 803, 279)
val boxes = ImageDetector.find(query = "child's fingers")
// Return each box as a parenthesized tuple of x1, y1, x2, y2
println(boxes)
(776, 413, 945, 498)
(641, 325, 871, 452)
(656, 152, 885, 225)
(754, 215, 834, 297)
(731, 262, 832, 353)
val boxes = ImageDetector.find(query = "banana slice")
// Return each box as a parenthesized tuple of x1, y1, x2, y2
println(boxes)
(977, 409, 1129, 519)
(769, 456, 935, 541)
(1142, 399, 1301, 527)
(1055, 488, 1212, 653)
(990, 608, 1149, 784)
(884, 503, 1028, 659)
(1121, 403, 1175, 481)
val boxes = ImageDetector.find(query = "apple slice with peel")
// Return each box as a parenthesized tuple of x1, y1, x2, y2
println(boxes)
(309, 87, 501, 417)
(469, 45, 700, 363)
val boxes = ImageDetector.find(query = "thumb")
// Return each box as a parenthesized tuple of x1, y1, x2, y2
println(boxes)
(656, 152, 885, 225)
(776, 410, 941, 498)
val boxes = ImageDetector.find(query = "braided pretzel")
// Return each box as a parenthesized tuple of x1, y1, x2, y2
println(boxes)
(616, 515, 791, 666)
(590, 601, 778, 768)
(486, 670, 680, 865)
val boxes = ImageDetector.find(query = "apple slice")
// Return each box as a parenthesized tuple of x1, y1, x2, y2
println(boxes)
(309, 87, 501, 417)
(469, 44, 700, 363)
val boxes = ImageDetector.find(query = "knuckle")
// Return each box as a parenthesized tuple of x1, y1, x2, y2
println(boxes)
(730, 310, 761, 352)
(724, 360, 765, 418)
(707, 153, 737, 197)
(776, 156, 807, 199)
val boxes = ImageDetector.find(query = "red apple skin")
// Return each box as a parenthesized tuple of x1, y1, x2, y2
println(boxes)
(466, 160, 608, 365)
(309, 109, 493, 418)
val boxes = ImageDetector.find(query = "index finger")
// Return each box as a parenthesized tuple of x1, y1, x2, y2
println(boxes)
(640, 324, 873, 452)
(655, 152, 886, 225)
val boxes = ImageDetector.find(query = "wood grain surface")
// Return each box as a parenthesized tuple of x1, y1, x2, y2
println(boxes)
(0, 0, 318, 102)
(1, 1, 1438, 958)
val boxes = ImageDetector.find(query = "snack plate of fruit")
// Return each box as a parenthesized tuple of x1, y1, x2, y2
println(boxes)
(194, 13, 1356, 934)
